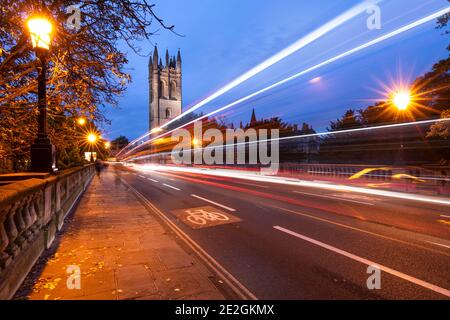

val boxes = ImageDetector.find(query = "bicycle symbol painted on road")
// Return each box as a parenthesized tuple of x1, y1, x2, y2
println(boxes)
(172, 206, 241, 229)
(185, 208, 230, 225)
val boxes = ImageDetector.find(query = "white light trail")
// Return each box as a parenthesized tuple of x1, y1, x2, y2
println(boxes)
(136, 164, 450, 206)
(161, 1, 380, 127)
(119, 6, 450, 159)
(123, 118, 450, 162)
(119, 0, 380, 154)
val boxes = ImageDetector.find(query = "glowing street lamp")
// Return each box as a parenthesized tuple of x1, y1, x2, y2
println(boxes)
(86, 133, 98, 162)
(27, 17, 53, 50)
(390, 88, 412, 165)
(77, 117, 86, 126)
(87, 133, 98, 144)
(104, 141, 111, 149)
(151, 127, 163, 134)
(192, 138, 201, 147)
(28, 15, 56, 172)
(392, 90, 411, 111)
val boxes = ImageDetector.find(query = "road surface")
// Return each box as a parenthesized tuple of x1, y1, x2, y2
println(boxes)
(114, 165, 450, 299)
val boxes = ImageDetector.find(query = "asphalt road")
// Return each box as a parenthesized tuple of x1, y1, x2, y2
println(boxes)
(114, 165, 450, 300)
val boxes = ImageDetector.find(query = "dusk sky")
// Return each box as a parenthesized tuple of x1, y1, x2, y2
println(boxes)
(103, 0, 450, 141)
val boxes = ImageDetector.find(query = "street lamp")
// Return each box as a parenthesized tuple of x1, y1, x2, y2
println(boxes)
(28, 16, 56, 172)
(28, 18, 52, 50)
(391, 88, 411, 165)
(77, 117, 86, 126)
(192, 138, 200, 147)
(87, 133, 97, 144)
(392, 90, 411, 111)
(104, 141, 111, 149)
(86, 133, 98, 162)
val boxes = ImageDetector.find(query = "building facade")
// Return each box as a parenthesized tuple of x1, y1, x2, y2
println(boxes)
(149, 46, 182, 132)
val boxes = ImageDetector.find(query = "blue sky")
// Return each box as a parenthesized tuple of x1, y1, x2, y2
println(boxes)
(103, 0, 450, 141)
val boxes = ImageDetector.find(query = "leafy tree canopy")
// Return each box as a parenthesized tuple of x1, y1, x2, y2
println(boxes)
(0, 0, 174, 171)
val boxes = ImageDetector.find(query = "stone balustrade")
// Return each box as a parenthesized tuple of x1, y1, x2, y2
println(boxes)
(0, 165, 94, 299)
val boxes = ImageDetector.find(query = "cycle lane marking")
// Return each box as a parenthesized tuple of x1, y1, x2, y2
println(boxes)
(171, 206, 242, 229)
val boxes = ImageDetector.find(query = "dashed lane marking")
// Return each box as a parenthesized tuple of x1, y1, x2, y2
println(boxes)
(191, 194, 236, 212)
(163, 183, 181, 191)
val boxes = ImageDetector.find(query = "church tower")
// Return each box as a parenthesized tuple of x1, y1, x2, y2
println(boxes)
(149, 46, 182, 131)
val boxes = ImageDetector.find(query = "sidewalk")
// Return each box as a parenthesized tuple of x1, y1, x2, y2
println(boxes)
(15, 168, 225, 300)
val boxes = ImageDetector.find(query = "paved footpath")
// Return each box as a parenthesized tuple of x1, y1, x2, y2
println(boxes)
(15, 168, 225, 300)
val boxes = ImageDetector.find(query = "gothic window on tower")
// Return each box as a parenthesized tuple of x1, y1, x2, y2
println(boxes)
(170, 81, 177, 99)
(166, 108, 172, 118)
(160, 80, 167, 98)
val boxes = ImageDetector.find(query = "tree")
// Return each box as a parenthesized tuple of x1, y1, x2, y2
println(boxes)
(298, 122, 316, 135)
(425, 4, 450, 140)
(0, 0, 175, 171)
(437, 0, 450, 37)
(111, 135, 130, 155)
(328, 109, 362, 131)
(427, 110, 450, 140)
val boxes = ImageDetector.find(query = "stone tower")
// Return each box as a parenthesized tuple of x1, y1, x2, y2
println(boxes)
(149, 46, 182, 131)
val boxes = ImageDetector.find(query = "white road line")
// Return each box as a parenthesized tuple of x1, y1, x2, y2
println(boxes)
(293, 190, 374, 206)
(274, 225, 450, 298)
(147, 178, 159, 183)
(163, 183, 181, 191)
(440, 215, 450, 219)
(425, 241, 450, 249)
(191, 194, 236, 212)
(269, 204, 450, 256)
(139, 175, 146, 178)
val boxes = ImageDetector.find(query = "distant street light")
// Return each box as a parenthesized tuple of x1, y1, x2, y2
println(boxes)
(77, 117, 86, 126)
(390, 88, 412, 165)
(392, 90, 411, 111)
(86, 133, 98, 163)
(28, 15, 56, 172)
(104, 141, 111, 149)
(151, 127, 163, 134)
(87, 133, 98, 144)
(192, 138, 200, 147)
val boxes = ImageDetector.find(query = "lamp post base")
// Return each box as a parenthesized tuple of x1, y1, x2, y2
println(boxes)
(30, 139, 57, 173)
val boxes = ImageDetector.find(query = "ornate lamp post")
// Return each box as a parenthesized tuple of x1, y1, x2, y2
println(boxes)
(28, 16, 56, 172)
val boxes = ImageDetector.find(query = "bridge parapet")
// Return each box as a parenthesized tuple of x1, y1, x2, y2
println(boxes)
(278, 163, 449, 194)
(0, 165, 94, 299)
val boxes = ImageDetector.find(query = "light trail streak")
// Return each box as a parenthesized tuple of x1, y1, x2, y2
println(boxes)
(135, 164, 450, 206)
(123, 118, 450, 162)
(118, 0, 380, 154)
(158, 1, 379, 129)
(119, 6, 450, 159)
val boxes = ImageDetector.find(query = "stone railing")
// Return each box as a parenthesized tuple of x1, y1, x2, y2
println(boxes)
(0, 165, 94, 299)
